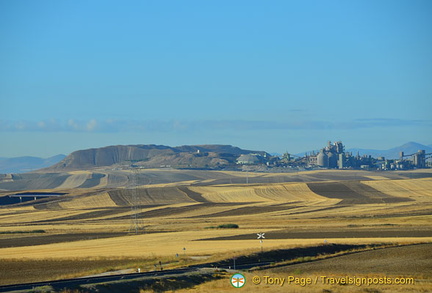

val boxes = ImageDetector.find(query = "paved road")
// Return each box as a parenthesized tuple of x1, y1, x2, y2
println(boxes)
(0, 261, 272, 292)
(0, 243, 386, 292)
(0, 268, 198, 292)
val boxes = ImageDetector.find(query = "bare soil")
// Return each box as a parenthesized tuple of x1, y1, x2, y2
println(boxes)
(200, 229, 432, 240)
(307, 181, 412, 204)
(0, 232, 127, 248)
(190, 204, 300, 218)
(269, 243, 432, 277)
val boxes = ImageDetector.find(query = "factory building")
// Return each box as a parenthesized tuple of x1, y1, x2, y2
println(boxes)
(380, 149, 431, 170)
(235, 141, 430, 170)
(413, 150, 426, 168)
(307, 141, 374, 169)
(308, 141, 346, 168)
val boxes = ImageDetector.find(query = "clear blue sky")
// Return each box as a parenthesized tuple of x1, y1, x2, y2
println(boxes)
(1, 0, 431, 157)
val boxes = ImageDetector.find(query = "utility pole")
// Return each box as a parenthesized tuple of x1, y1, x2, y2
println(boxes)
(129, 168, 143, 234)
(257, 233, 265, 253)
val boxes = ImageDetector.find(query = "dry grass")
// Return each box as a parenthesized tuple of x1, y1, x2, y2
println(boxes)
(189, 182, 328, 203)
(56, 173, 91, 189)
(0, 255, 188, 286)
(362, 178, 432, 200)
(175, 241, 432, 292)
(173, 272, 432, 293)
(59, 191, 117, 209)
(0, 174, 431, 288)
(1, 232, 431, 260)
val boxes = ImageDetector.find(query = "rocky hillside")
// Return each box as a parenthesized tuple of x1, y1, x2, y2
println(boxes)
(46, 144, 266, 171)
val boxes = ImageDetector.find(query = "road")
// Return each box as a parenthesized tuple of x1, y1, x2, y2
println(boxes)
(0, 268, 199, 292)
(0, 260, 272, 292)
(0, 243, 380, 292)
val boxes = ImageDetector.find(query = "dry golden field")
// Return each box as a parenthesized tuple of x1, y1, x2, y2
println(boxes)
(0, 169, 431, 290)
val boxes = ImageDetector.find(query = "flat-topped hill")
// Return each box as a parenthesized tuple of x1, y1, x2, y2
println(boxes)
(45, 144, 266, 171)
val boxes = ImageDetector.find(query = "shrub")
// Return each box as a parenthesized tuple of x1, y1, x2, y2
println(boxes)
(216, 224, 239, 229)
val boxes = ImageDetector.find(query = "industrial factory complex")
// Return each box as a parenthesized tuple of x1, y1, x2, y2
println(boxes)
(237, 141, 432, 171)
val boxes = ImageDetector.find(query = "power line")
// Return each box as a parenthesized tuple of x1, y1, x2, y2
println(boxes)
(129, 168, 144, 234)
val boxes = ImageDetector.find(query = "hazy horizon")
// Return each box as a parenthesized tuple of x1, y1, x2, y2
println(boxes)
(1, 1, 431, 157)
(0, 140, 431, 159)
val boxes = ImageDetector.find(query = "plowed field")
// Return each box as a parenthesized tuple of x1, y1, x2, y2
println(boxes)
(0, 169, 431, 287)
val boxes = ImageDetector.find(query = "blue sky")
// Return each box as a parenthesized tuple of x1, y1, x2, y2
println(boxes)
(1, 0, 431, 157)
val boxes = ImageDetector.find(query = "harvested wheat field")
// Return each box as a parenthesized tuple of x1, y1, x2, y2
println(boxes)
(0, 169, 431, 290)
(269, 243, 432, 276)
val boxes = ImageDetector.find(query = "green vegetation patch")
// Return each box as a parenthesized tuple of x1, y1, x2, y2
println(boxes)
(0, 229, 46, 234)
(205, 223, 239, 229)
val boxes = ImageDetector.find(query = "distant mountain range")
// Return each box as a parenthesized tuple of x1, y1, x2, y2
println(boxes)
(347, 142, 432, 159)
(1, 142, 430, 173)
(0, 155, 66, 174)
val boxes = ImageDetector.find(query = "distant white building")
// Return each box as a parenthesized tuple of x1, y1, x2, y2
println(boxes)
(236, 154, 261, 165)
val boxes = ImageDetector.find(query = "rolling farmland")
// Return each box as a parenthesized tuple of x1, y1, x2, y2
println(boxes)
(0, 169, 431, 291)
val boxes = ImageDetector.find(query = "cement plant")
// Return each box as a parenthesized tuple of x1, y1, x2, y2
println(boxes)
(238, 141, 432, 171)
(1, 141, 431, 292)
